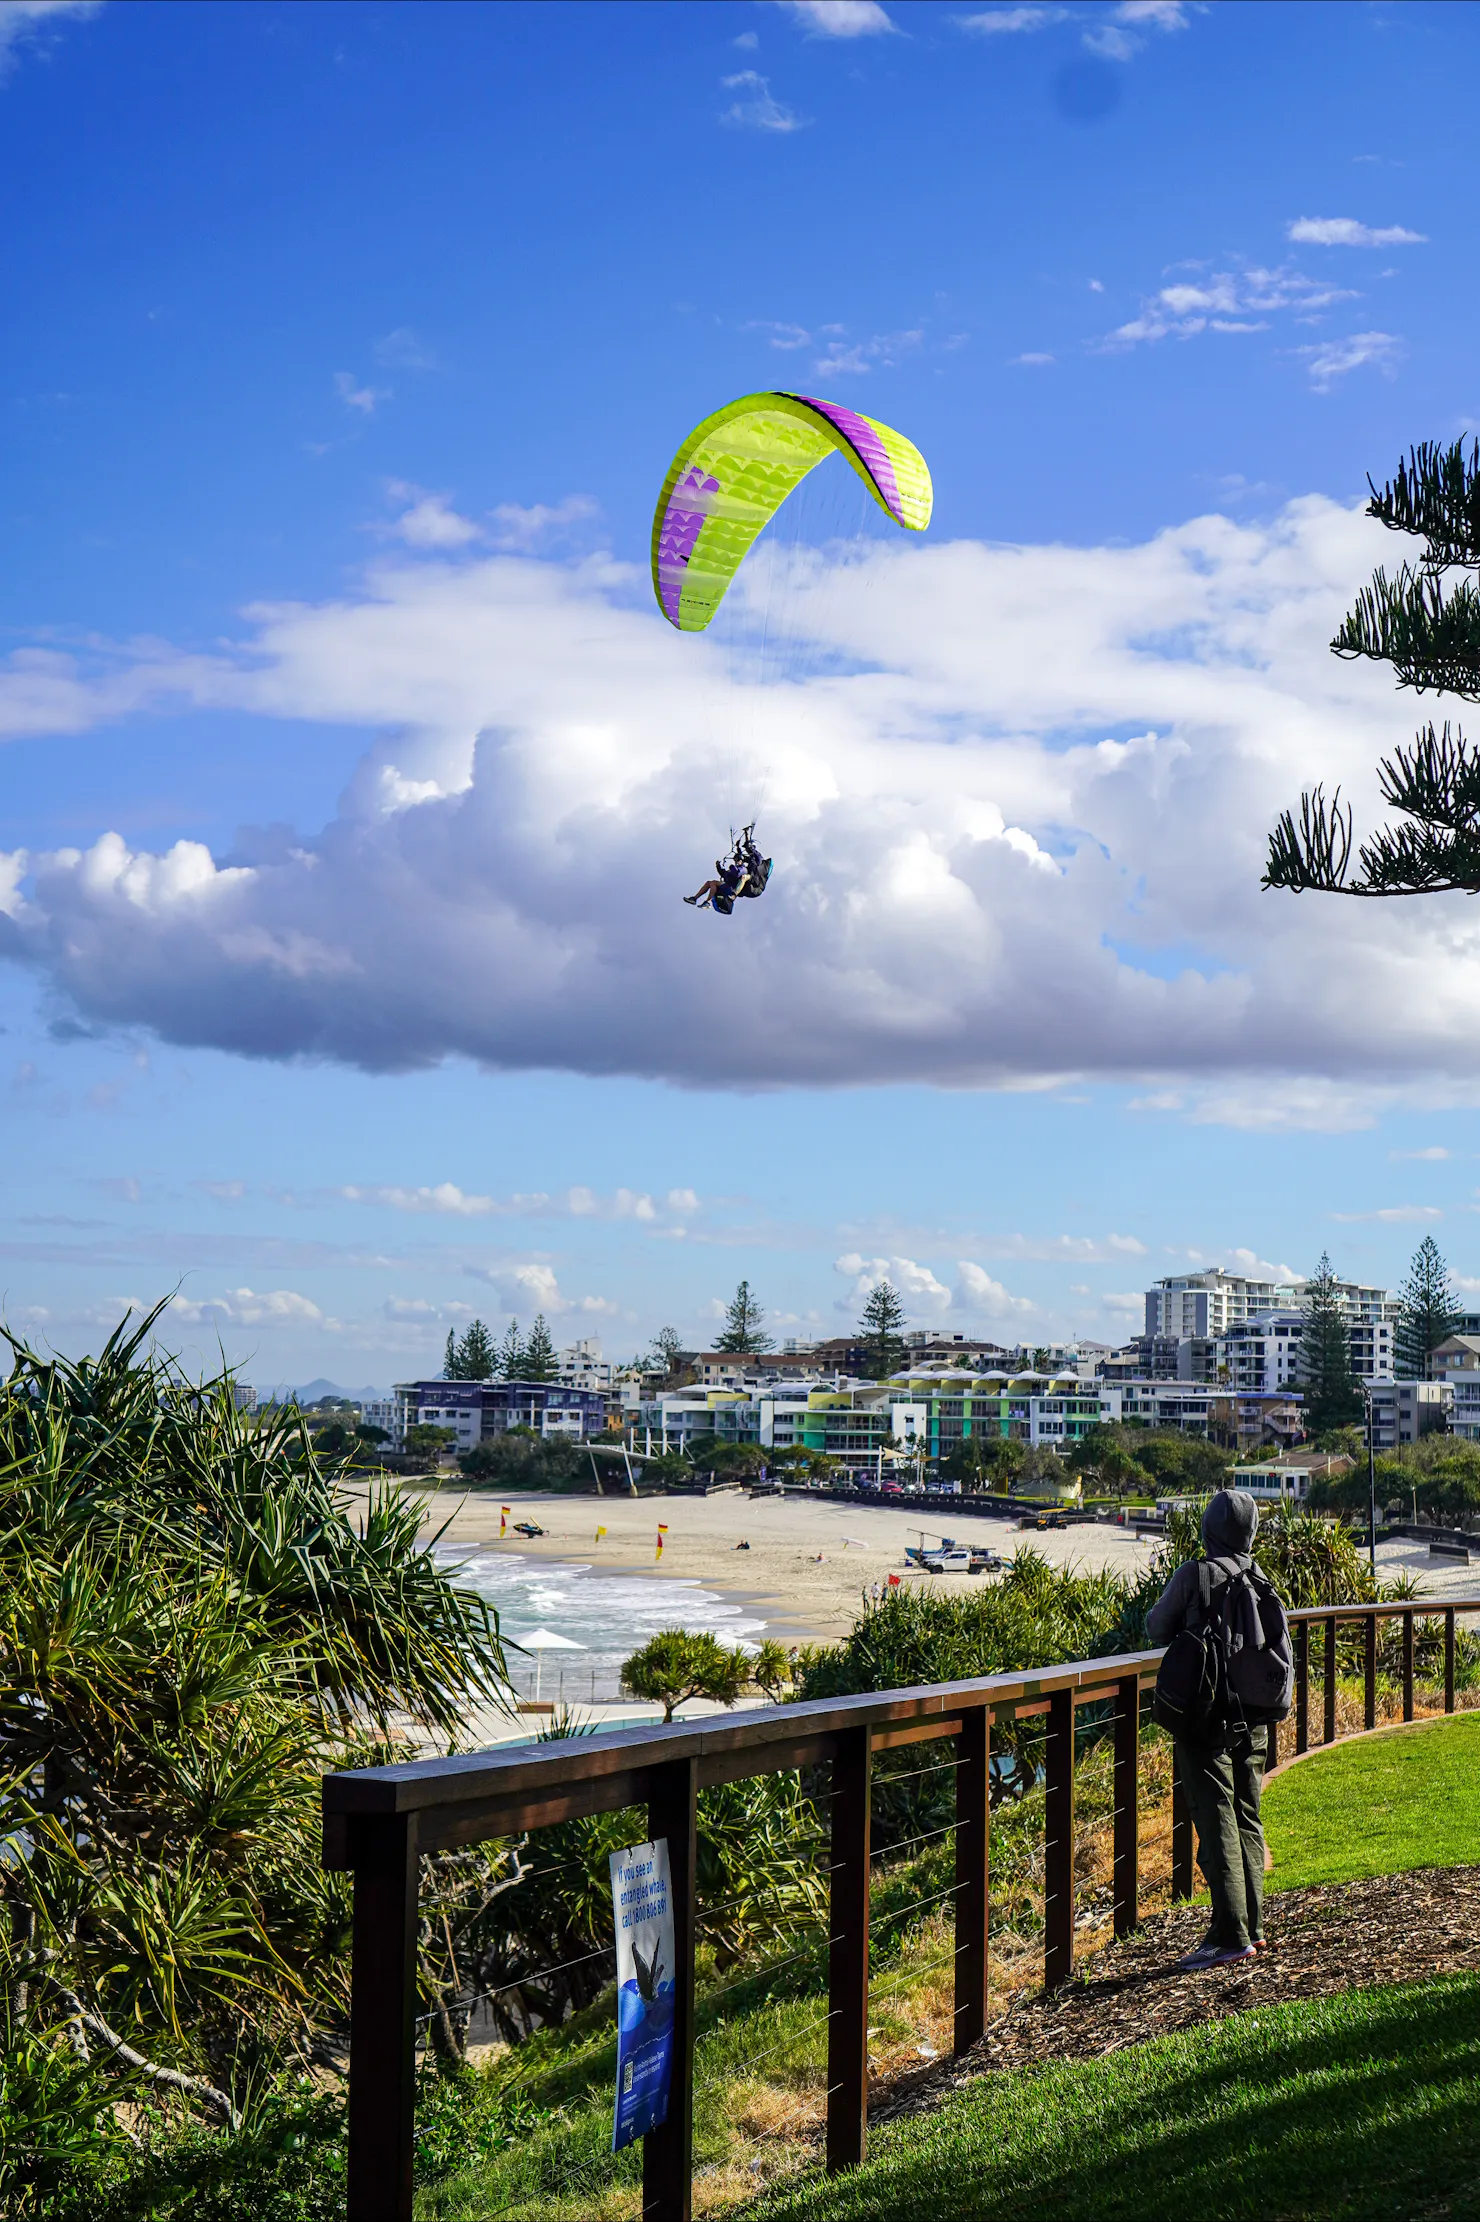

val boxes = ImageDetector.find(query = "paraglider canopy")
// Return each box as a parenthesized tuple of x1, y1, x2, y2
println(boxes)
(651, 391, 932, 633)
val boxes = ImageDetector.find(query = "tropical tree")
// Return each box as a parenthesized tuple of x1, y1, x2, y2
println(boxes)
(1397, 1234, 1462, 1378)
(858, 1280, 907, 1379)
(619, 1630, 753, 1722)
(1265, 437, 1480, 897)
(649, 1326, 686, 1380)
(0, 1304, 508, 2174)
(714, 1280, 771, 1354)
(1299, 1252, 1364, 1430)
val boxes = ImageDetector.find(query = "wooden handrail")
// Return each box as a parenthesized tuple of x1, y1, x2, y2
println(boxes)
(323, 1596, 1480, 2222)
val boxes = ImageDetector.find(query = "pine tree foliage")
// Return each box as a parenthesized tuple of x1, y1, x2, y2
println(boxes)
(1265, 438, 1480, 895)
(521, 1314, 557, 1382)
(1297, 1252, 1363, 1433)
(714, 1280, 771, 1354)
(443, 1319, 496, 1380)
(497, 1319, 524, 1379)
(1396, 1233, 1462, 1379)
(859, 1280, 908, 1380)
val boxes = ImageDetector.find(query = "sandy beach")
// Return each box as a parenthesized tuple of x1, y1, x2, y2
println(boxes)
(386, 1479, 1480, 1645)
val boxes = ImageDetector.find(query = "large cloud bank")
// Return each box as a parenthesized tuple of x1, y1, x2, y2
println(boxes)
(1, 497, 1473, 1091)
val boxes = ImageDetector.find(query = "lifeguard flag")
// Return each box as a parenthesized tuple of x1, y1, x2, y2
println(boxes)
(500, 1505, 511, 1538)
(656, 1524, 669, 1560)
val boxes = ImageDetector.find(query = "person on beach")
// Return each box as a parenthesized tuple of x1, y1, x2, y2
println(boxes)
(1146, 1488, 1271, 1971)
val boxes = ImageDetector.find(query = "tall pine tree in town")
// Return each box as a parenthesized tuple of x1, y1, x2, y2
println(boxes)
(456, 1319, 497, 1380)
(522, 1313, 557, 1382)
(1265, 438, 1480, 897)
(1298, 1253, 1363, 1434)
(715, 1280, 771, 1354)
(1396, 1234, 1461, 1379)
(443, 1328, 461, 1379)
(497, 1319, 524, 1380)
(859, 1280, 908, 1381)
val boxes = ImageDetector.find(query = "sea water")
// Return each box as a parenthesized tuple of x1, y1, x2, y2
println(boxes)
(441, 1548, 769, 1705)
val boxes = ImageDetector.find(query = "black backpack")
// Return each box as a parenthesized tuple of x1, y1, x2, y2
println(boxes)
(1152, 1557, 1293, 1743)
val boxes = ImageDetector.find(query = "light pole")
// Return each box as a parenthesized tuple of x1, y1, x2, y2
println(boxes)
(1362, 1383, 1377, 1577)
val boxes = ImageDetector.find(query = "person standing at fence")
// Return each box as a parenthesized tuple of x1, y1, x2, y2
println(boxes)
(1147, 1488, 1278, 1971)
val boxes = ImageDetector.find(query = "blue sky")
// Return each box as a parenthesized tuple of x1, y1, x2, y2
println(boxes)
(3, 0, 1480, 1387)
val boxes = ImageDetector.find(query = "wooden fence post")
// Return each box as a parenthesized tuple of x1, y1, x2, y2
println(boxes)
(1402, 1611, 1414, 1723)
(643, 1757, 698, 2222)
(1043, 1688, 1075, 1988)
(1364, 1613, 1378, 1733)
(826, 1726, 871, 2175)
(1170, 1747, 1193, 1902)
(346, 1813, 419, 2222)
(953, 1708, 989, 2055)
(1323, 1617, 1337, 1745)
(1295, 1621, 1309, 1755)
(1112, 1674, 1139, 1939)
(1447, 1608, 1457, 1714)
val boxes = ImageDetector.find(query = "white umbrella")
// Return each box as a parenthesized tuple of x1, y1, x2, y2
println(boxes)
(521, 1626, 585, 1702)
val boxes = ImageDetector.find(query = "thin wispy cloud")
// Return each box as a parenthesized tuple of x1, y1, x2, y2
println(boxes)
(780, 0, 896, 34)
(1287, 216, 1426, 249)
(373, 326, 437, 369)
(334, 371, 387, 416)
(0, 0, 98, 79)
(336, 1182, 698, 1224)
(1391, 1146, 1450, 1162)
(956, 5, 1067, 32)
(720, 70, 807, 132)
(1101, 263, 1357, 351)
(1084, 0, 1191, 61)
(1297, 330, 1403, 391)
(488, 495, 600, 551)
(1331, 1204, 1443, 1223)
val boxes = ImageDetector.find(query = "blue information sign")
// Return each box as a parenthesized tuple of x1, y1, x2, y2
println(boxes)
(610, 1837, 676, 2153)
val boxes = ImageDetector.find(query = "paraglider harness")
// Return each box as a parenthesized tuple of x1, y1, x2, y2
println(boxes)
(706, 824, 772, 917)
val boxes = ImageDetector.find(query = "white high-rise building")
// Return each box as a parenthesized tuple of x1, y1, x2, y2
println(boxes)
(1145, 1270, 1297, 1339)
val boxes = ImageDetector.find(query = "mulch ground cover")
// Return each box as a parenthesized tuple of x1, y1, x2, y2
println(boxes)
(871, 1863, 1480, 2129)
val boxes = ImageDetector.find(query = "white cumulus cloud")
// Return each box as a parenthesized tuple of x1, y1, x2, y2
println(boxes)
(955, 1261, 1035, 1315)
(834, 1253, 953, 1309)
(8, 497, 1480, 1114)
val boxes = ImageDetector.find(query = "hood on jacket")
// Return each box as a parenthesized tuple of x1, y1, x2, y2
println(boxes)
(1201, 1487, 1259, 1559)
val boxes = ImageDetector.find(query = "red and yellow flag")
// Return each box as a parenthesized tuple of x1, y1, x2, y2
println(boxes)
(500, 1505, 510, 1538)
(656, 1524, 669, 1560)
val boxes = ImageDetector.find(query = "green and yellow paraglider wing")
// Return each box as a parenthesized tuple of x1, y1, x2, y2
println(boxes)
(651, 391, 932, 632)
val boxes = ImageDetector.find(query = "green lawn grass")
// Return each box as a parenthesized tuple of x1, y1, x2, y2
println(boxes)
(1264, 1710, 1480, 1891)
(737, 1975, 1480, 2222)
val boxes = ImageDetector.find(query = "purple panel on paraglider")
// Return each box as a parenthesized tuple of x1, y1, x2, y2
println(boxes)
(656, 466, 718, 625)
(791, 395, 904, 524)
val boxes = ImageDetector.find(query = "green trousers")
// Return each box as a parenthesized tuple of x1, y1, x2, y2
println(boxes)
(1175, 1726, 1269, 1950)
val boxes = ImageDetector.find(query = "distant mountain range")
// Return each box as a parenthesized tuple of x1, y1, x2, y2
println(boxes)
(257, 1378, 387, 1406)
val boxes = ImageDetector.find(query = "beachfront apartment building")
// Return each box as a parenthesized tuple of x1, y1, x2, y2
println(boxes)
(391, 1378, 607, 1451)
(635, 1367, 1128, 1470)
(1144, 1269, 1298, 1339)
(1143, 1269, 1399, 1362)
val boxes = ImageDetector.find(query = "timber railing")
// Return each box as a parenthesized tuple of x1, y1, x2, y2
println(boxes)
(322, 1594, 1480, 2222)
